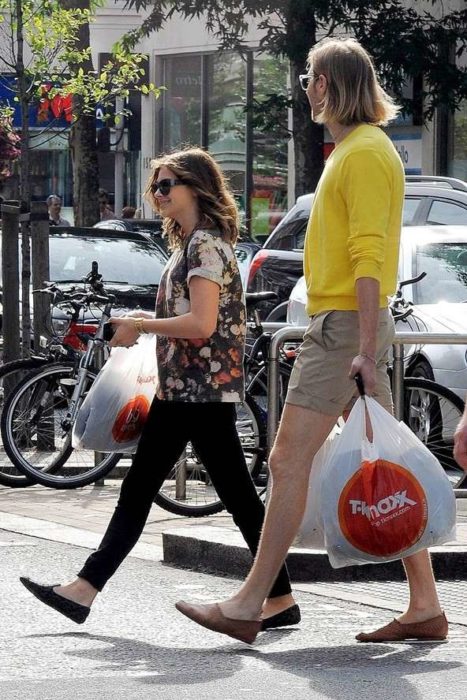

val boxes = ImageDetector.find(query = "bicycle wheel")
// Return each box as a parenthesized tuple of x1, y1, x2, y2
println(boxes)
(246, 361, 292, 415)
(154, 393, 266, 517)
(403, 377, 467, 489)
(1, 363, 121, 489)
(0, 357, 53, 487)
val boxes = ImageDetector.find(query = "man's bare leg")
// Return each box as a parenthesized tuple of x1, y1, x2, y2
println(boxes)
(220, 403, 338, 621)
(399, 550, 442, 623)
(219, 401, 443, 625)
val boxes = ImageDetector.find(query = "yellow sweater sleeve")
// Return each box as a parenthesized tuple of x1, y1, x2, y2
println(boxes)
(341, 149, 393, 283)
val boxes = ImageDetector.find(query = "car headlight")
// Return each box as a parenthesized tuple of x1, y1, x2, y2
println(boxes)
(51, 318, 70, 335)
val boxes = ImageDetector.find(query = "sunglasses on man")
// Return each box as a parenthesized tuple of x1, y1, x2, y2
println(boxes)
(151, 178, 185, 196)
(299, 73, 319, 91)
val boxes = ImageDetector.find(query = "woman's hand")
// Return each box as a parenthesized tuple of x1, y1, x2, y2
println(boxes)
(108, 317, 139, 348)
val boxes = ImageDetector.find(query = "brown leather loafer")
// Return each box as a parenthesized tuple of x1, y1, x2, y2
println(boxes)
(356, 612, 448, 643)
(175, 601, 261, 644)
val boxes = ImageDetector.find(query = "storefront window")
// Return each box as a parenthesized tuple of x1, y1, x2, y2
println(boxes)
(207, 52, 246, 209)
(450, 99, 467, 181)
(157, 51, 289, 239)
(158, 55, 202, 151)
(251, 53, 288, 239)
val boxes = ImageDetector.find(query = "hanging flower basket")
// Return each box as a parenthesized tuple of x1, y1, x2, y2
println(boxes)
(0, 113, 21, 181)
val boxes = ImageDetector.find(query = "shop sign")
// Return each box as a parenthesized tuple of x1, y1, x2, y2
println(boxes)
(390, 132, 422, 175)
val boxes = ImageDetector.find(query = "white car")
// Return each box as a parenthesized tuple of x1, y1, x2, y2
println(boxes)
(287, 225, 467, 400)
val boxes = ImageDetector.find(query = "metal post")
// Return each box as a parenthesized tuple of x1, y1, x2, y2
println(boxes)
(1, 203, 21, 365)
(267, 325, 307, 453)
(392, 342, 405, 421)
(30, 201, 50, 350)
(175, 450, 187, 500)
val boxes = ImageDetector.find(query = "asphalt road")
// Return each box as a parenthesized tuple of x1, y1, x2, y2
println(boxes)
(2, 529, 467, 700)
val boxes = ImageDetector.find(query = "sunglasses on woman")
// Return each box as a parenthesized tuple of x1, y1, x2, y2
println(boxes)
(152, 178, 185, 196)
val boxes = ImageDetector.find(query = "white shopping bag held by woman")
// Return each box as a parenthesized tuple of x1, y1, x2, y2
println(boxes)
(321, 374, 456, 568)
(72, 334, 158, 454)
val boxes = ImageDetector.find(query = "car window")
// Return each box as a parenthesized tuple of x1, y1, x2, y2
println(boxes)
(268, 219, 308, 251)
(402, 197, 421, 225)
(426, 200, 467, 226)
(294, 222, 308, 250)
(414, 242, 467, 304)
(49, 236, 168, 285)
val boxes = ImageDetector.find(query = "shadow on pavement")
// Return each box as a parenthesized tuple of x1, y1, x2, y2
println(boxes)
(25, 631, 463, 697)
(257, 643, 463, 700)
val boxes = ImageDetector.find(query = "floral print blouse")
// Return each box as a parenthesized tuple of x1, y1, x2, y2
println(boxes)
(155, 228, 246, 402)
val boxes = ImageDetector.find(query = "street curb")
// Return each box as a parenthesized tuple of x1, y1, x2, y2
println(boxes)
(0, 511, 163, 562)
(162, 526, 467, 582)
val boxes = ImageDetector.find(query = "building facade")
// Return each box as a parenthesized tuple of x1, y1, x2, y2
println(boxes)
(1, 1, 465, 233)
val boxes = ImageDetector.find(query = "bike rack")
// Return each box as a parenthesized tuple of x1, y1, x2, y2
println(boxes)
(267, 326, 467, 498)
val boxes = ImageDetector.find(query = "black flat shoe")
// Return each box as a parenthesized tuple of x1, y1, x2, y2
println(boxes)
(19, 577, 90, 624)
(261, 604, 301, 631)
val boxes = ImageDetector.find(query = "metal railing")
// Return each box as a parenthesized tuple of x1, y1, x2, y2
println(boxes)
(267, 326, 467, 498)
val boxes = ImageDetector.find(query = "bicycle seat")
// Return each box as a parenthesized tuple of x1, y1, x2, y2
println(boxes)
(245, 291, 278, 307)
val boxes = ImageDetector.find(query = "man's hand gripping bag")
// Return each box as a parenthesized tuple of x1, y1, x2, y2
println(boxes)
(321, 396, 456, 568)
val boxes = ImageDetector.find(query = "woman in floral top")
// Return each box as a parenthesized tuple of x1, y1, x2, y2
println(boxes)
(20, 147, 298, 633)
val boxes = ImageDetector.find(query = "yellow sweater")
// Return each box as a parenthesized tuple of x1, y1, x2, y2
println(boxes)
(304, 124, 404, 316)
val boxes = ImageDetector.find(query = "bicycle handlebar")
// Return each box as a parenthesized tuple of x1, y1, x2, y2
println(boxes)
(398, 271, 427, 290)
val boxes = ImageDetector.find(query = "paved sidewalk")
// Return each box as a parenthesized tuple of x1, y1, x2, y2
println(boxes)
(1, 481, 467, 552)
(2, 482, 467, 627)
(0, 481, 235, 556)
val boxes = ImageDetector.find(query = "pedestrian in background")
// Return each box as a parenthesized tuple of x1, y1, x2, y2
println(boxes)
(47, 194, 70, 226)
(176, 37, 448, 645)
(20, 147, 298, 631)
(98, 188, 115, 221)
(121, 205, 136, 219)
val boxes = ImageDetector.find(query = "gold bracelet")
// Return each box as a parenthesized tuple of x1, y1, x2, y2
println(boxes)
(358, 352, 376, 365)
(133, 318, 147, 335)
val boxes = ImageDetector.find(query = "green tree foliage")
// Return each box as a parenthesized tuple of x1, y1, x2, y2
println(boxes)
(0, 0, 159, 208)
(124, 0, 467, 193)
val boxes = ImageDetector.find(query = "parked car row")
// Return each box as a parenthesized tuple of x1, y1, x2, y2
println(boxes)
(288, 224, 467, 397)
(247, 176, 467, 321)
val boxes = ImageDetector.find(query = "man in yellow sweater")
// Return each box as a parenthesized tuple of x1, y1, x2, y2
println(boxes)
(176, 37, 447, 644)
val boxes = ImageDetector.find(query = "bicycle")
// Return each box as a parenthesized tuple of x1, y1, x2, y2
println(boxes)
(389, 273, 467, 489)
(0, 266, 108, 487)
(0, 268, 121, 489)
(1, 289, 291, 510)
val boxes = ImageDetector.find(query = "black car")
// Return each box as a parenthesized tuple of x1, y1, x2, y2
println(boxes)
(247, 176, 467, 320)
(49, 226, 169, 333)
(93, 218, 165, 249)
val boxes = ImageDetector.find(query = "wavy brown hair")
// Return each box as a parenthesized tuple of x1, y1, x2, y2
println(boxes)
(144, 147, 240, 249)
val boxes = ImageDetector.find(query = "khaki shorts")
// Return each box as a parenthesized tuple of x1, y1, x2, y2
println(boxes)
(286, 309, 394, 416)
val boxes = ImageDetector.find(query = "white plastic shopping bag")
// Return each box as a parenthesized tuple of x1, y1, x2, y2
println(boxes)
(321, 395, 456, 568)
(295, 423, 341, 549)
(72, 334, 158, 453)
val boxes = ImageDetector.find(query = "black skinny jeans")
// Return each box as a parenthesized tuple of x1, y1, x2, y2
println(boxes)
(79, 398, 292, 599)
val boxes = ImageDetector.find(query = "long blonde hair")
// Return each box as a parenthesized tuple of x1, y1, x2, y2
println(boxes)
(308, 37, 400, 126)
(145, 147, 240, 249)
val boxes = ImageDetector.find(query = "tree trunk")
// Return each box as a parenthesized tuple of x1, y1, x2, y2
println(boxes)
(15, 0, 32, 356)
(290, 62, 324, 196)
(70, 108, 99, 225)
(284, 3, 324, 196)
(60, 0, 99, 226)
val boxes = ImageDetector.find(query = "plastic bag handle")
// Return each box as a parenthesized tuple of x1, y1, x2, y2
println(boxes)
(354, 373, 365, 397)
